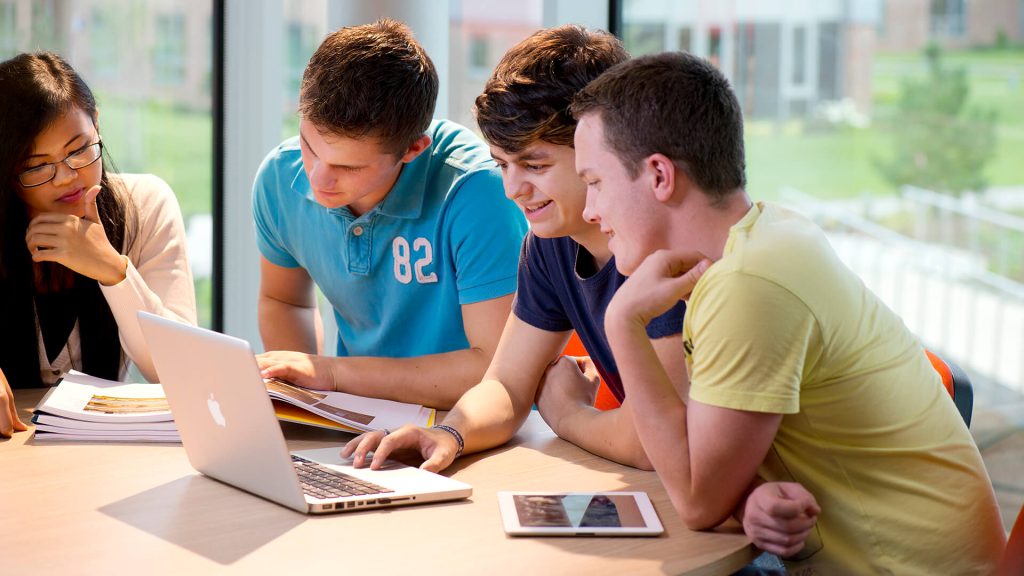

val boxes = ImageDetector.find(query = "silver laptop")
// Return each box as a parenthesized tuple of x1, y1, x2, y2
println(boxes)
(137, 311, 472, 515)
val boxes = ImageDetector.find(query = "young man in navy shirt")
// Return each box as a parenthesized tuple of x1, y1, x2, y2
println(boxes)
(253, 20, 526, 408)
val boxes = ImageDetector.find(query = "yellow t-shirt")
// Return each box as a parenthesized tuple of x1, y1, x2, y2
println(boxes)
(684, 202, 1004, 575)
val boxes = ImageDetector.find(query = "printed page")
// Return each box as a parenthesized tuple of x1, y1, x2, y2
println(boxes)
(265, 378, 436, 432)
(33, 371, 173, 424)
(272, 400, 361, 433)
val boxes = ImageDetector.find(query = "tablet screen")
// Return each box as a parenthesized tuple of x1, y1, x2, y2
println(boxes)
(514, 493, 645, 528)
(498, 491, 664, 536)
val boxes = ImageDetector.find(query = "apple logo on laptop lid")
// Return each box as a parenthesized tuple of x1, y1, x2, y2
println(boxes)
(207, 393, 227, 427)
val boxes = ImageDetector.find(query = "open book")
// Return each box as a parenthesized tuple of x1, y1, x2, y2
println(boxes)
(32, 371, 436, 441)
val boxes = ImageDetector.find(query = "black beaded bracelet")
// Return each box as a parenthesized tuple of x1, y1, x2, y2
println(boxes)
(431, 424, 465, 458)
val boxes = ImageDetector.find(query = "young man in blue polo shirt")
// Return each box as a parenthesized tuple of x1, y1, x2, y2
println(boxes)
(253, 19, 526, 408)
(344, 28, 819, 561)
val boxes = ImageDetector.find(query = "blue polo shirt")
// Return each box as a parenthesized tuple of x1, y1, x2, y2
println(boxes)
(253, 120, 527, 358)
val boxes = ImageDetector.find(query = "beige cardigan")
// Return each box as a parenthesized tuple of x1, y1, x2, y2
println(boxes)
(36, 173, 197, 384)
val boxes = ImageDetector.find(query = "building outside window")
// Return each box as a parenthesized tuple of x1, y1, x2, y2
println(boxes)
(153, 12, 186, 86)
(931, 0, 967, 37)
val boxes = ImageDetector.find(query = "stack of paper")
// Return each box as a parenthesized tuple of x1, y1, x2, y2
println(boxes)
(32, 371, 179, 442)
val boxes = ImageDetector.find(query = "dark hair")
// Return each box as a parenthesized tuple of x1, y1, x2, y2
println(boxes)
(474, 25, 628, 153)
(0, 52, 134, 387)
(570, 51, 746, 202)
(299, 18, 438, 156)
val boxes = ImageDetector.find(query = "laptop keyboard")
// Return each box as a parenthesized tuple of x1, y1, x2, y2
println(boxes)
(292, 455, 393, 499)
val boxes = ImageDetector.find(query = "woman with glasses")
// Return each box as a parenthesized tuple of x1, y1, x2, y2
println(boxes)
(0, 52, 197, 436)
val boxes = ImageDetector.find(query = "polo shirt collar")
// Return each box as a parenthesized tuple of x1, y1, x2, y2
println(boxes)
(376, 150, 429, 219)
(292, 164, 315, 202)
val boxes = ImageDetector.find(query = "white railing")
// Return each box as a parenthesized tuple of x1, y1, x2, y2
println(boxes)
(781, 187, 1024, 395)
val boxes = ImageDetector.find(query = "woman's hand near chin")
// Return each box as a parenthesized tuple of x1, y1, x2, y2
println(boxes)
(25, 184, 127, 285)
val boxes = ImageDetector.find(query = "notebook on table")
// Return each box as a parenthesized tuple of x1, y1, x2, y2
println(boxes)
(137, 312, 471, 514)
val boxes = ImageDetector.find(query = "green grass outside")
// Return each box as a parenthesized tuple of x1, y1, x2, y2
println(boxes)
(94, 95, 213, 220)
(745, 122, 892, 200)
(749, 48, 1024, 201)
(94, 95, 214, 323)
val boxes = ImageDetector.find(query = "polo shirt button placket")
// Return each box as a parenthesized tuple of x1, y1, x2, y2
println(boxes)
(347, 221, 371, 275)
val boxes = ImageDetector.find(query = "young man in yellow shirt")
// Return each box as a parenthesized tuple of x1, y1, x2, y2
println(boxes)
(574, 51, 1005, 574)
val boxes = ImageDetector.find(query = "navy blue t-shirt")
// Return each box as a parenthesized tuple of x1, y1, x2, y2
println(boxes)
(512, 232, 687, 402)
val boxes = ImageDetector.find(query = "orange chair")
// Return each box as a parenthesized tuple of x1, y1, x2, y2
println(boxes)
(562, 332, 620, 411)
(998, 501, 1024, 576)
(925, 350, 973, 427)
(925, 351, 1022, 574)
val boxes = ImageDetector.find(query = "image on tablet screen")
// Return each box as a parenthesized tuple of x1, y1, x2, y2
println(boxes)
(513, 494, 646, 528)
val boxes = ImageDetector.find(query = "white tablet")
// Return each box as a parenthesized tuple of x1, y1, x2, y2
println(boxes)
(497, 491, 664, 536)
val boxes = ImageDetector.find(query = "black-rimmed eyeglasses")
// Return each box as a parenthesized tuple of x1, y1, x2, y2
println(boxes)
(18, 140, 103, 188)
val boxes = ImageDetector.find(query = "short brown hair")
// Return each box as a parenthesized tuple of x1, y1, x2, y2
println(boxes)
(475, 25, 627, 153)
(570, 52, 746, 201)
(299, 18, 438, 155)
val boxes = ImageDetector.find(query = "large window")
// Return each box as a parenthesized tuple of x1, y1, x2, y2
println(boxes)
(620, 0, 1024, 395)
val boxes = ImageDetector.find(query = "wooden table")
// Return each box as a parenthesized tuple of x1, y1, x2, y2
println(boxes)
(0, 388, 754, 575)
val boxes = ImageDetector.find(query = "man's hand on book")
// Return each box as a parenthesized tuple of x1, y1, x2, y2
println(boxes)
(256, 351, 338, 392)
(0, 367, 29, 437)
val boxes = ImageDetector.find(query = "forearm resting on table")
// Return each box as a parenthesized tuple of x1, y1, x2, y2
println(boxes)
(626, 370, 780, 529)
(553, 403, 654, 470)
(440, 377, 533, 455)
